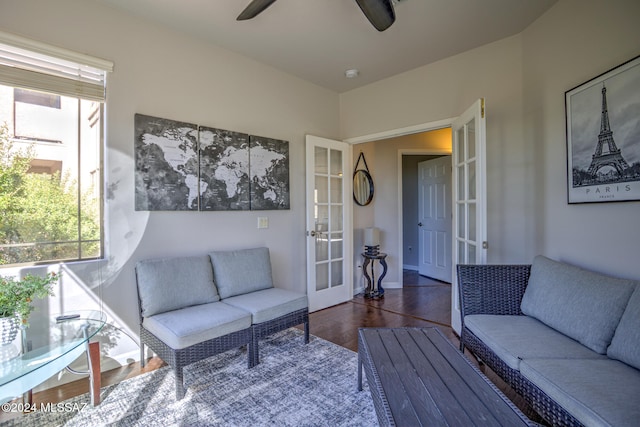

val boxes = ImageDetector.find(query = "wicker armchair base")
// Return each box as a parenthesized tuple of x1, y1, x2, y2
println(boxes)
(250, 307, 309, 367)
(140, 325, 252, 400)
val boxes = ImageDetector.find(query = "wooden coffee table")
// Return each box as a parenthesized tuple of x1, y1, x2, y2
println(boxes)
(358, 327, 536, 426)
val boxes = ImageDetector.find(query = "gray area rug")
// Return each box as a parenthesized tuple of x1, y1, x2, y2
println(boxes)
(6, 328, 377, 426)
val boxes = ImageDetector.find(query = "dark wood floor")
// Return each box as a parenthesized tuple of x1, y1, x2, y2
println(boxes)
(305, 270, 456, 351)
(4, 270, 543, 424)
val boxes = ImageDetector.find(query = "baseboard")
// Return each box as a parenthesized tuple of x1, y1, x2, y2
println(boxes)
(109, 349, 142, 366)
(383, 281, 401, 289)
(355, 280, 401, 293)
(403, 264, 418, 271)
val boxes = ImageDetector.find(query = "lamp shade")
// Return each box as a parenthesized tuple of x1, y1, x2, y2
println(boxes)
(364, 227, 380, 246)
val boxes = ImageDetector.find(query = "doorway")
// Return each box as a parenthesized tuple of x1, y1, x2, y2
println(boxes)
(401, 153, 452, 284)
(402, 154, 437, 272)
(417, 155, 452, 283)
(349, 129, 452, 289)
(344, 99, 486, 333)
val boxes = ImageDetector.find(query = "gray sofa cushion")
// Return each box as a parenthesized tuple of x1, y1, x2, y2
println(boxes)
(521, 255, 635, 354)
(223, 288, 308, 324)
(136, 255, 220, 317)
(142, 302, 251, 350)
(465, 314, 604, 370)
(608, 285, 640, 369)
(209, 247, 273, 299)
(520, 358, 640, 427)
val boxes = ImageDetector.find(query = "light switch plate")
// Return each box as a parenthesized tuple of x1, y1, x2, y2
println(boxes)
(257, 217, 269, 229)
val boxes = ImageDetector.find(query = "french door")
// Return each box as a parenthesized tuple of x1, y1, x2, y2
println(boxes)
(451, 99, 487, 334)
(305, 135, 353, 312)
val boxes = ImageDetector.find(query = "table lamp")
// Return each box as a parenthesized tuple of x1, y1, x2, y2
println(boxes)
(364, 227, 380, 256)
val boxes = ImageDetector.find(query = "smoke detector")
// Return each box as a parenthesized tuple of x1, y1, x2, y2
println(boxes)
(345, 69, 360, 79)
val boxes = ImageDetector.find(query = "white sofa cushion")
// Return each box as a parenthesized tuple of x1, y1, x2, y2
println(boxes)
(465, 314, 605, 370)
(608, 285, 640, 369)
(143, 302, 251, 350)
(520, 358, 640, 427)
(209, 247, 273, 299)
(223, 288, 308, 324)
(136, 255, 220, 317)
(521, 255, 635, 354)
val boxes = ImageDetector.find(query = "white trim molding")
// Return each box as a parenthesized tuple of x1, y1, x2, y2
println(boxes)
(344, 118, 455, 145)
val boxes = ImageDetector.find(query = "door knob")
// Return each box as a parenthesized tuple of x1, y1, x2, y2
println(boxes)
(418, 222, 423, 227)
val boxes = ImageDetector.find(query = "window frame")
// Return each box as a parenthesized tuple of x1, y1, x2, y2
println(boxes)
(0, 31, 112, 267)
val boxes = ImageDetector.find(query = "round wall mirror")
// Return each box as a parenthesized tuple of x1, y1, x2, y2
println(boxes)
(353, 169, 374, 206)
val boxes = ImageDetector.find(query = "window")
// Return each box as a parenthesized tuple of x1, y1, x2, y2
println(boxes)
(27, 158, 63, 175)
(0, 32, 112, 266)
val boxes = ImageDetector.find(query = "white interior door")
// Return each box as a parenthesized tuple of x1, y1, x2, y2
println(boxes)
(305, 135, 353, 312)
(418, 156, 452, 283)
(451, 99, 487, 334)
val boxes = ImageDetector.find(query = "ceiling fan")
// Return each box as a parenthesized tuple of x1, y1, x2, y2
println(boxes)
(237, 0, 396, 32)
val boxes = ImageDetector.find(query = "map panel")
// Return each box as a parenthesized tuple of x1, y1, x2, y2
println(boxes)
(250, 136, 290, 210)
(199, 127, 250, 211)
(134, 114, 290, 211)
(134, 114, 199, 211)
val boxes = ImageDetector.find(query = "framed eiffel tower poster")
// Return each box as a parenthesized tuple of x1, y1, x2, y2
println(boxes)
(566, 55, 640, 203)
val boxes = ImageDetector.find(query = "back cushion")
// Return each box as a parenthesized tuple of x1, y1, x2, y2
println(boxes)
(136, 255, 220, 317)
(209, 247, 273, 299)
(521, 255, 635, 354)
(608, 285, 640, 369)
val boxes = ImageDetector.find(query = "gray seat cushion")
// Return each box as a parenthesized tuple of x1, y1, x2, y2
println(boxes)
(142, 302, 251, 350)
(608, 285, 640, 370)
(209, 247, 273, 299)
(222, 288, 308, 324)
(520, 358, 640, 427)
(136, 255, 220, 317)
(521, 255, 636, 354)
(465, 314, 604, 370)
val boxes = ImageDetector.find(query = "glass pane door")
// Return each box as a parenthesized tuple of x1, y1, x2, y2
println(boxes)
(451, 99, 486, 334)
(455, 118, 479, 265)
(313, 147, 344, 291)
(306, 135, 352, 312)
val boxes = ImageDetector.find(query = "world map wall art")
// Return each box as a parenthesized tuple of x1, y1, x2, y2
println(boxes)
(134, 113, 290, 211)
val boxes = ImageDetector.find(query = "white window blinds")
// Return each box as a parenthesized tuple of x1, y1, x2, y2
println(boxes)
(0, 31, 113, 102)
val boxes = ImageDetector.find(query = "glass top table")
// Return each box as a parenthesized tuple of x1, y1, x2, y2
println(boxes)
(0, 310, 106, 405)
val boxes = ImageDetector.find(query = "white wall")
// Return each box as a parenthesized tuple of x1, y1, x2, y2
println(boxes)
(521, 0, 640, 279)
(341, 0, 640, 281)
(343, 35, 527, 267)
(0, 0, 339, 375)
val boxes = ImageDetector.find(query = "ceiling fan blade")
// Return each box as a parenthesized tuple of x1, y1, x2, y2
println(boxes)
(354, 0, 396, 32)
(237, 0, 278, 21)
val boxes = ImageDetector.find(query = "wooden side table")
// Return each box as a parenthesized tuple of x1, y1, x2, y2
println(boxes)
(361, 252, 387, 299)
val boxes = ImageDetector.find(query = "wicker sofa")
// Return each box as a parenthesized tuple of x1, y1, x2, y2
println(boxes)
(457, 256, 640, 427)
(135, 247, 309, 399)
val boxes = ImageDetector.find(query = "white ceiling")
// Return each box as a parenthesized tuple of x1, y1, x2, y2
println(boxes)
(92, 0, 557, 93)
